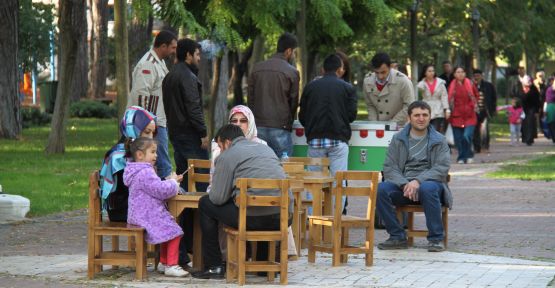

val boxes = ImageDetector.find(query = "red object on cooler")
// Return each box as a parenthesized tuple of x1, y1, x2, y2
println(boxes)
(376, 130, 384, 138)
(295, 128, 304, 137)
(359, 130, 368, 138)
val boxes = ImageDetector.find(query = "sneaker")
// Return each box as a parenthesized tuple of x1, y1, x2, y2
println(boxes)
(466, 158, 474, 164)
(164, 265, 189, 277)
(457, 160, 464, 164)
(156, 262, 166, 274)
(377, 238, 408, 250)
(427, 241, 445, 252)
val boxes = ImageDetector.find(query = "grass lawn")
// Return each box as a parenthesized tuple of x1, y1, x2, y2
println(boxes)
(0, 118, 117, 217)
(487, 155, 555, 181)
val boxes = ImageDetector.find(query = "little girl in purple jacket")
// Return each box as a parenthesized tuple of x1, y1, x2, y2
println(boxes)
(123, 137, 188, 277)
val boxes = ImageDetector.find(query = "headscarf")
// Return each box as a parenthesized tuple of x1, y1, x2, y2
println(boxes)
(228, 105, 258, 140)
(521, 75, 532, 87)
(100, 106, 156, 200)
(119, 106, 156, 139)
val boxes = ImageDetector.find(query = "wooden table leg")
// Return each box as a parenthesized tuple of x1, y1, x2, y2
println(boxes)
(306, 183, 322, 246)
(292, 191, 301, 256)
(323, 186, 332, 243)
(192, 209, 203, 271)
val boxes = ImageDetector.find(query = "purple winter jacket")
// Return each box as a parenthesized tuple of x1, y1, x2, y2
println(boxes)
(123, 162, 183, 244)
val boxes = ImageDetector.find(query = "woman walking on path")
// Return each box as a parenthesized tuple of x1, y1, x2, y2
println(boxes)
(518, 75, 541, 146)
(417, 64, 450, 134)
(448, 66, 480, 164)
(99, 106, 156, 222)
(543, 78, 555, 143)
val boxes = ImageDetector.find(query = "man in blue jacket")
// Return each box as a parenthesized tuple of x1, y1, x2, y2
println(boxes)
(376, 101, 452, 252)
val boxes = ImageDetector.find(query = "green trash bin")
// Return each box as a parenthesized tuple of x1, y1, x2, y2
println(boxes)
(39, 81, 58, 113)
(291, 120, 399, 171)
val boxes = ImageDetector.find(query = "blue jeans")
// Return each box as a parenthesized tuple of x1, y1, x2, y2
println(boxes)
(306, 142, 349, 214)
(155, 127, 172, 178)
(169, 132, 209, 190)
(257, 127, 293, 158)
(452, 125, 475, 162)
(377, 181, 445, 242)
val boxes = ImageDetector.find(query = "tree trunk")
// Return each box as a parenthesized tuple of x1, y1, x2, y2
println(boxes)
(295, 0, 307, 96)
(232, 45, 253, 106)
(212, 48, 230, 137)
(46, 0, 86, 154)
(114, 0, 129, 122)
(87, 0, 108, 99)
(128, 14, 153, 79)
(209, 55, 221, 136)
(72, 13, 88, 102)
(248, 34, 265, 76)
(0, 0, 21, 139)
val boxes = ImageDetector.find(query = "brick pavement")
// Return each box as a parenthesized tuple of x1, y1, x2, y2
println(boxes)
(0, 249, 554, 287)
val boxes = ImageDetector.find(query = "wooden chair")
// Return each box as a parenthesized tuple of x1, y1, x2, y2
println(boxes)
(224, 178, 290, 285)
(288, 157, 330, 248)
(308, 171, 379, 266)
(87, 171, 147, 280)
(187, 159, 211, 192)
(395, 175, 451, 248)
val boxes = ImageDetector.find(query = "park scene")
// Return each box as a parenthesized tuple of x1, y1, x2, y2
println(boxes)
(0, 0, 554, 287)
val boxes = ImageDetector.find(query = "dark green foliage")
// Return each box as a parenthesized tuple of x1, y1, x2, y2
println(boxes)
(18, 0, 56, 72)
(70, 100, 116, 119)
(21, 108, 52, 128)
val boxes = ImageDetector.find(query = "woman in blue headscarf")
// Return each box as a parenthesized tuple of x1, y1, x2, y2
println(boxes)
(99, 106, 156, 222)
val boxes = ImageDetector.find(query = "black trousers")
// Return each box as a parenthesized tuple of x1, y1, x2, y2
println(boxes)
(198, 195, 288, 269)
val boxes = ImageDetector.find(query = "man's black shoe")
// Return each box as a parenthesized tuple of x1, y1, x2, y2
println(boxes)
(377, 238, 408, 250)
(192, 265, 225, 279)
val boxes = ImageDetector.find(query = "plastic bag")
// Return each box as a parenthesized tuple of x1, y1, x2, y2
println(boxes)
(445, 124, 455, 146)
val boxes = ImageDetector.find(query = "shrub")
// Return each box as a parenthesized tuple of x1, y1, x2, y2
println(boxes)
(21, 107, 52, 128)
(70, 100, 116, 118)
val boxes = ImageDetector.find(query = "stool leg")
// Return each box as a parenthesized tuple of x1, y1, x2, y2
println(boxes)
(407, 212, 414, 247)
(443, 209, 448, 248)
(340, 227, 349, 263)
(268, 241, 276, 281)
(307, 218, 316, 263)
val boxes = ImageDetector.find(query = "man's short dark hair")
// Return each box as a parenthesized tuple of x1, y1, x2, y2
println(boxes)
(176, 38, 201, 62)
(215, 124, 244, 143)
(473, 69, 483, 75)
(153, 30, 177, 48)
(323, 54, 342, 73)
(370, 52, 391, 69)
(277, 32, 297, 53)
(408, 101, 431, 116)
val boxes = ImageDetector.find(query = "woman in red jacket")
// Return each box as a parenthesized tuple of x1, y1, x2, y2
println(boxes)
(448, 66, 480, 164)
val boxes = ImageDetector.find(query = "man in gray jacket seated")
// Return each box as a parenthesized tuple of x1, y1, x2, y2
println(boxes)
(193, 124, 292, 279)
(376, 101, 452, 252)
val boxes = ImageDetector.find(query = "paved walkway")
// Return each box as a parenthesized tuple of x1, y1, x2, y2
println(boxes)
(1, 137, 554, 287)
(1, 249, 554, 287)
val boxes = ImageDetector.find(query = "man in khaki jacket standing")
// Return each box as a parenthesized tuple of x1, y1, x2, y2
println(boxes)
(363, 52, 415, 127)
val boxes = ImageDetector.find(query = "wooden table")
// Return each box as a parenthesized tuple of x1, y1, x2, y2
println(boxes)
(290, 176, 334, 256)
(167, 192, 207, 270)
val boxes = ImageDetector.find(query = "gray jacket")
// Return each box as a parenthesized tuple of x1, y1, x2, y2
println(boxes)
(383, 125, 453, 208)
(210, 137, 292, 215)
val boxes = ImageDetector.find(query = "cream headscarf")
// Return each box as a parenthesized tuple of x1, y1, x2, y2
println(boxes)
(228, 105, 258, 140)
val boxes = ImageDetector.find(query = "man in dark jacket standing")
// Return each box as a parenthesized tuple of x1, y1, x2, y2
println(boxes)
(163, 38, 209, 190)
(248, 32, 300, 157)
(472, 69, 497, 153)
(298, 54, 358, 212)
(162, 38, 208, 268)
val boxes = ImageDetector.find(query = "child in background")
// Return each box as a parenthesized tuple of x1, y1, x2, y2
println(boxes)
(123, 137, 188, 277)
(497, 97, 524, 146)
